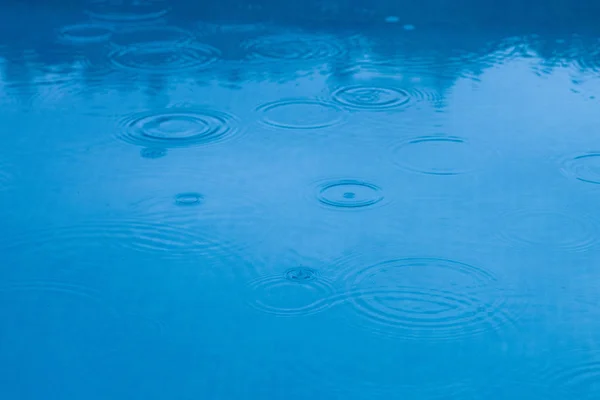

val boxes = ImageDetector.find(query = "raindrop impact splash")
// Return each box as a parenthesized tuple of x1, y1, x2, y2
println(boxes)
(245, 270, 335, 317)
(285, 267, 319, 282)
(174, 192, 203, 207)
(118, 108, 241, 148)
(315, 179, 384, 209)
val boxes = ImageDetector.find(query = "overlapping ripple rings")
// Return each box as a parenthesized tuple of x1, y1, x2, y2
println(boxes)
(1, 219, 235, 261)
(107, 42, 221, 73)
(335, 257, 517, 341)
(245, 268, 336, 317)
(241, 33, 346, 61)
(117, 108, 241, 148)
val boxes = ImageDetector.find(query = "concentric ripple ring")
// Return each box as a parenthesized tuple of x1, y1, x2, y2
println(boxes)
(316, 179, 384, 209)
(117, 108, 240, 148)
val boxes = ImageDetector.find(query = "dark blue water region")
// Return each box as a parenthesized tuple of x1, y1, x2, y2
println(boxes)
(1, 0, 600, 399)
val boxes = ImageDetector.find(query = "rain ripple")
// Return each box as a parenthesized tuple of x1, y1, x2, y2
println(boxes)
(390, 135, 487, 176)
(85, 0, 171, 24)
(313, 179, 386, 210)
(560, 152, 600, 185)
(241, 32, 347, 62)
(332, 257, 521, 341)
(543, 359, 600, 399)
(1, 219, 238, 262)
(330, 85, 411, 110)
(107, 42, 221, 73)
(245, 268, 337, 317)
(256, 98, 346, 130)
(117, 107, 242, 148)
(56, 23, 114, 45)
(497, 209, 600, 252)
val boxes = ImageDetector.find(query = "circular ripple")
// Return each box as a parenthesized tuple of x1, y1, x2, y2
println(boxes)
(242, 33, 345, 61)
(331, 85, 411, 110)
(316, 179, 384, 209)
(118, 108, 240, 148)
(85, 0, 170, 23)
(342, 286, 512, 340)
(246, 271, 336, 316)
(392, 135, 478, 175)
(108, 42, 220, 73)
(256, 99, 345, 130)
(560, 152, 600, 185)
(109, 26, 196, 48)
(342, 257, 498, 292)
(285, 267, 318, 282)
(57, 23, 113, 44)
(140, 147, 167, 159)
(545, 361, 600, 398)
(174, 192, 203, 206)
(498, 210, 599, 252)
(2, 220, 234, 261)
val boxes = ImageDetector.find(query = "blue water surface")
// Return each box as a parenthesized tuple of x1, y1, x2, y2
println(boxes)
(1, 0, 600, 399)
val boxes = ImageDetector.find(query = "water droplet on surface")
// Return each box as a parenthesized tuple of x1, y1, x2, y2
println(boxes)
(174, 192, 203, 206)
(108, 42, 221, 73)
(57, 23, 113, 44)
(256, 99, 345, 130)
(245, 272, 335, 317)
(118, 108, 241, 148)
(391, 136, 479, 175)
(285, 267, 318, 282)
(384, 16, 399, 23)
(331, 85, 411, 110)
(316, 179, 384, 209)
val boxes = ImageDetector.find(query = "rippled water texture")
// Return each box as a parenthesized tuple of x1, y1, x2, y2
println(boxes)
(2, 0, 600, 399)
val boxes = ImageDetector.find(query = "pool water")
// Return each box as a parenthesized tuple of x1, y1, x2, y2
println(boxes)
(1, 1, 600, 399)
